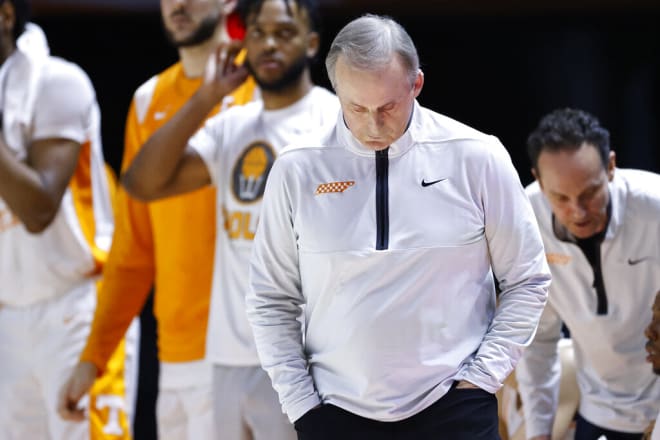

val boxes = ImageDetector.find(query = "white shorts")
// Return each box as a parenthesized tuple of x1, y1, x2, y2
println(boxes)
(212, 365, 295, 440)
(157, 360, 214, 440)
(0, 281, 136, 440)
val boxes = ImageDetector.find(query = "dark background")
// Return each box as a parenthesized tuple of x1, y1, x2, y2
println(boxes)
(31, 1, 660, 184)
(28, 1, 659, 438)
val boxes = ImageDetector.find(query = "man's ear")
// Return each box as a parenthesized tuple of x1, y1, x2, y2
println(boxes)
(531, 167, 543, 189)
(607, 150, 616, 182)
(306, 31, 320, 59)
(412, 70, 424, 98)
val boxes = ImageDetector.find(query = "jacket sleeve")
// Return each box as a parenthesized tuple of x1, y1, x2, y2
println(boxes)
(515, 299, 564, 438)
(80, 100, 156, 373)
(456, 138, 551, 393)
(246, 156, 321, 423)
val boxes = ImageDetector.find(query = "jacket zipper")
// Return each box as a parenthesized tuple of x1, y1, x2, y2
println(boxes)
(575, 234, 608, 315)
(375, 148, 389, 250)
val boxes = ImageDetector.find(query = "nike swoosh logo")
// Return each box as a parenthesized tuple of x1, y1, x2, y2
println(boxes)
(154, 111, 167, 120)
(421, 178, 447, 187)
(628, 257, 652, 265)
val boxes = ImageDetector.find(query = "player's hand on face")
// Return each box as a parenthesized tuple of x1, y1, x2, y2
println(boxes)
(203, 40, 249, 102)
(57, 361, 98, 422)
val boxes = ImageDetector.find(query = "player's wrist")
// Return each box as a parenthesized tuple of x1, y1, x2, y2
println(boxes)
(195, 84, 225, 109)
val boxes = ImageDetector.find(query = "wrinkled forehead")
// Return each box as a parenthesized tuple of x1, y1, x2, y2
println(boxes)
(335, 55, 411, 99)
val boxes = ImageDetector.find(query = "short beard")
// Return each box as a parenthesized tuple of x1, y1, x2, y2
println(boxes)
(164, 15, 218, 48)
(246, 54, 308, 92)
(654, 366, 660, 375)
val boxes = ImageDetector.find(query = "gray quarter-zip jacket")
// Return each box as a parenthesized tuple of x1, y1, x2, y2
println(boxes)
(247, 101, 551, 423)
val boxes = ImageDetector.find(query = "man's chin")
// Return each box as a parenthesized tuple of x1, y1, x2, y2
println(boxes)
(361, 140, 389, 150)
(255, 78, 285, 91)
(568, 226, 597, 239)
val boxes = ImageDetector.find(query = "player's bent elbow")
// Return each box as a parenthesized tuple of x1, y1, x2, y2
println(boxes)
(23, 217, 53, 234)
(120, 171, 159, 202)
(22, 206, 58, 234)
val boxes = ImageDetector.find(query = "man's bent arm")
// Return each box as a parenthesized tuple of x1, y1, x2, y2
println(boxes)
(456, 138, 551, 393)
(0, 60, 95, 233)
(80, 101, 156, 372)
(80, 188, 155, 372)
(122, 44, 248, 201)
(0, 137, 80, 233)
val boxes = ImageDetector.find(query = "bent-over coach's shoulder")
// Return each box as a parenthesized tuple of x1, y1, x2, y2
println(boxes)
(617, 168, 660, 219)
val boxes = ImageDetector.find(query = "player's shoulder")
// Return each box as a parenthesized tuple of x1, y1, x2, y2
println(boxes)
(134, 74, 160, 102)
(309, 85, 338, 102)
(28, 56, 97, 112)
(40, 56, 94, 91)
(208, 98, 263, 128)
(524, 180, 542, 197)
(524, 180, 548, 212)
(132, 64, 181, 105)
(132, 63, 184, 121)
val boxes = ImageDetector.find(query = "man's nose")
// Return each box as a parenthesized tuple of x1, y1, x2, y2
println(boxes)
(264, 34, 277, 50)
(367, 112, 384, 130)
(569, 200, 587, 219)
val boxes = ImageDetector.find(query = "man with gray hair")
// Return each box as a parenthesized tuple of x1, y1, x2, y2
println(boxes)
(247, 14, 550, 439)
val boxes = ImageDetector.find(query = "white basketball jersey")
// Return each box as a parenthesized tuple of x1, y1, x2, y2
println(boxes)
(0, 25, 113, 306)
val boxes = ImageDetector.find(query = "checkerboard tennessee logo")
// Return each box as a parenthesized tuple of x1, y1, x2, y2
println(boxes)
(231, 141, 276, 203)
(315, 181, 355, 195)
(546, 253, 571, 265)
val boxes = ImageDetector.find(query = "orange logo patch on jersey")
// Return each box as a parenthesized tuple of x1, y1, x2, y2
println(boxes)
(546, 253, 572, 265)
(315, 181, 355, 195)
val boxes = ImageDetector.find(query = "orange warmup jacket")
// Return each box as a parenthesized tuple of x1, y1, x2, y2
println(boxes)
(81, 62, 256, 370)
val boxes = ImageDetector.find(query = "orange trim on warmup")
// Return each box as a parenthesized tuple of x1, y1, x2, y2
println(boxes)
(68, 141, 109, 275)
(88, 325, 132, 440)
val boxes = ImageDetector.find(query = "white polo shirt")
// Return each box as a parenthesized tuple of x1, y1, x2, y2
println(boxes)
(518, 169, 660, 436)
